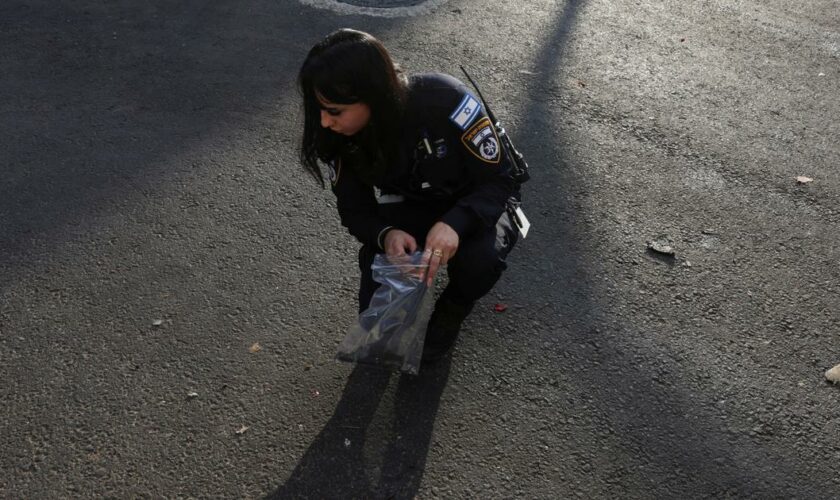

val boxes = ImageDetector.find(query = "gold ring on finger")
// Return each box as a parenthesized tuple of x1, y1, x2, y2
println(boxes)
(432, 249, 443, 257)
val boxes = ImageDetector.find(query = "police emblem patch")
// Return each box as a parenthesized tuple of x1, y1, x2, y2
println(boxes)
(479, 137, 498, 160)
(460, 117, 500, 164)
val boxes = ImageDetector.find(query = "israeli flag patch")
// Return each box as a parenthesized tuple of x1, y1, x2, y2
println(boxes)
(449, 93, 482, 131)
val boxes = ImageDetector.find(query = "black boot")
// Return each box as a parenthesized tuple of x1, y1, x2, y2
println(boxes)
(423, 298, 475, 363)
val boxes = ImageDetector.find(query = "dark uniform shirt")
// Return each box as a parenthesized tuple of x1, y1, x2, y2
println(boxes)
(328, 73, 518, 250)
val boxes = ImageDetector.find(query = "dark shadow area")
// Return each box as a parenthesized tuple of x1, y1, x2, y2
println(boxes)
(3, 1, 448, 496)
(644, 248, 677, 266)
(511, 0, 836, 496)
(268, 361, 451, 499)
(0, 1, 322, 290)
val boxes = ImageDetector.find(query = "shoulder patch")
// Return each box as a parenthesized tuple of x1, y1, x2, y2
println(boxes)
(461, 117, 501, 164)
(448, 93, 482, 131)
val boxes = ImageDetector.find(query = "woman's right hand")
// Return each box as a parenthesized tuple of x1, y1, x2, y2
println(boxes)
(383, 229, 417, 257)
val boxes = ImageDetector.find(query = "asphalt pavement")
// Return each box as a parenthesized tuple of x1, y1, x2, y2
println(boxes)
(2, 0, 839, 498)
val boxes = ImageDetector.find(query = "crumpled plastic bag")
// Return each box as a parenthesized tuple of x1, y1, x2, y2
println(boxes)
(336, 251, 433, 375)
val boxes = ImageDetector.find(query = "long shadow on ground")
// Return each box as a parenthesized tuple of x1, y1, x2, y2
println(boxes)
(269, 362, 451, 499)
(511, 0, 837, 497)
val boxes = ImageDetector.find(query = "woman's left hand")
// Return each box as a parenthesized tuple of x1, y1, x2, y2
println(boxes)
(423, 221, 459, 287)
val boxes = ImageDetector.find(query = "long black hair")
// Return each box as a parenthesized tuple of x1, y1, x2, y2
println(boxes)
(298, 29, 407, 186)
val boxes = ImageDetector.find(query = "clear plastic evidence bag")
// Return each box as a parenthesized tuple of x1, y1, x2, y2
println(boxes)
(336, 251, 434, 375)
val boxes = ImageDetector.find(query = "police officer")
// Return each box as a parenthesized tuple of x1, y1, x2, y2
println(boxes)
(298, 29, 520, 362)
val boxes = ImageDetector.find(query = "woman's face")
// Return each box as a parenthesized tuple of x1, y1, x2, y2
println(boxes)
(317, 94, 371, 136)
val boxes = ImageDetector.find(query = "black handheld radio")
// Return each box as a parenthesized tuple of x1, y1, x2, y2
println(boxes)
(460, 66, 530, 185)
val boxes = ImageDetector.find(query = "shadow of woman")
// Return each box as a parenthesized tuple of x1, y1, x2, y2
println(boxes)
(267, 359, 452, 499)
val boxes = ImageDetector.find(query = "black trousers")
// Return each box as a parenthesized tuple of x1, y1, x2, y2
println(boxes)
(357, 205, 519, 313)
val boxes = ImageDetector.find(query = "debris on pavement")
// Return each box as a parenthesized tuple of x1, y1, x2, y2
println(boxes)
(796, 176, 814, 184)
(344, 438, 351, 448)
(235, 425, 250, 435)
(647, 235, 676, 256)
(186, 392, 199, 399)
(249, 342, 262, 353)
(825, 364, 840, 384)
(494, 303, 508, 312)
(152, 319, 163, 327)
